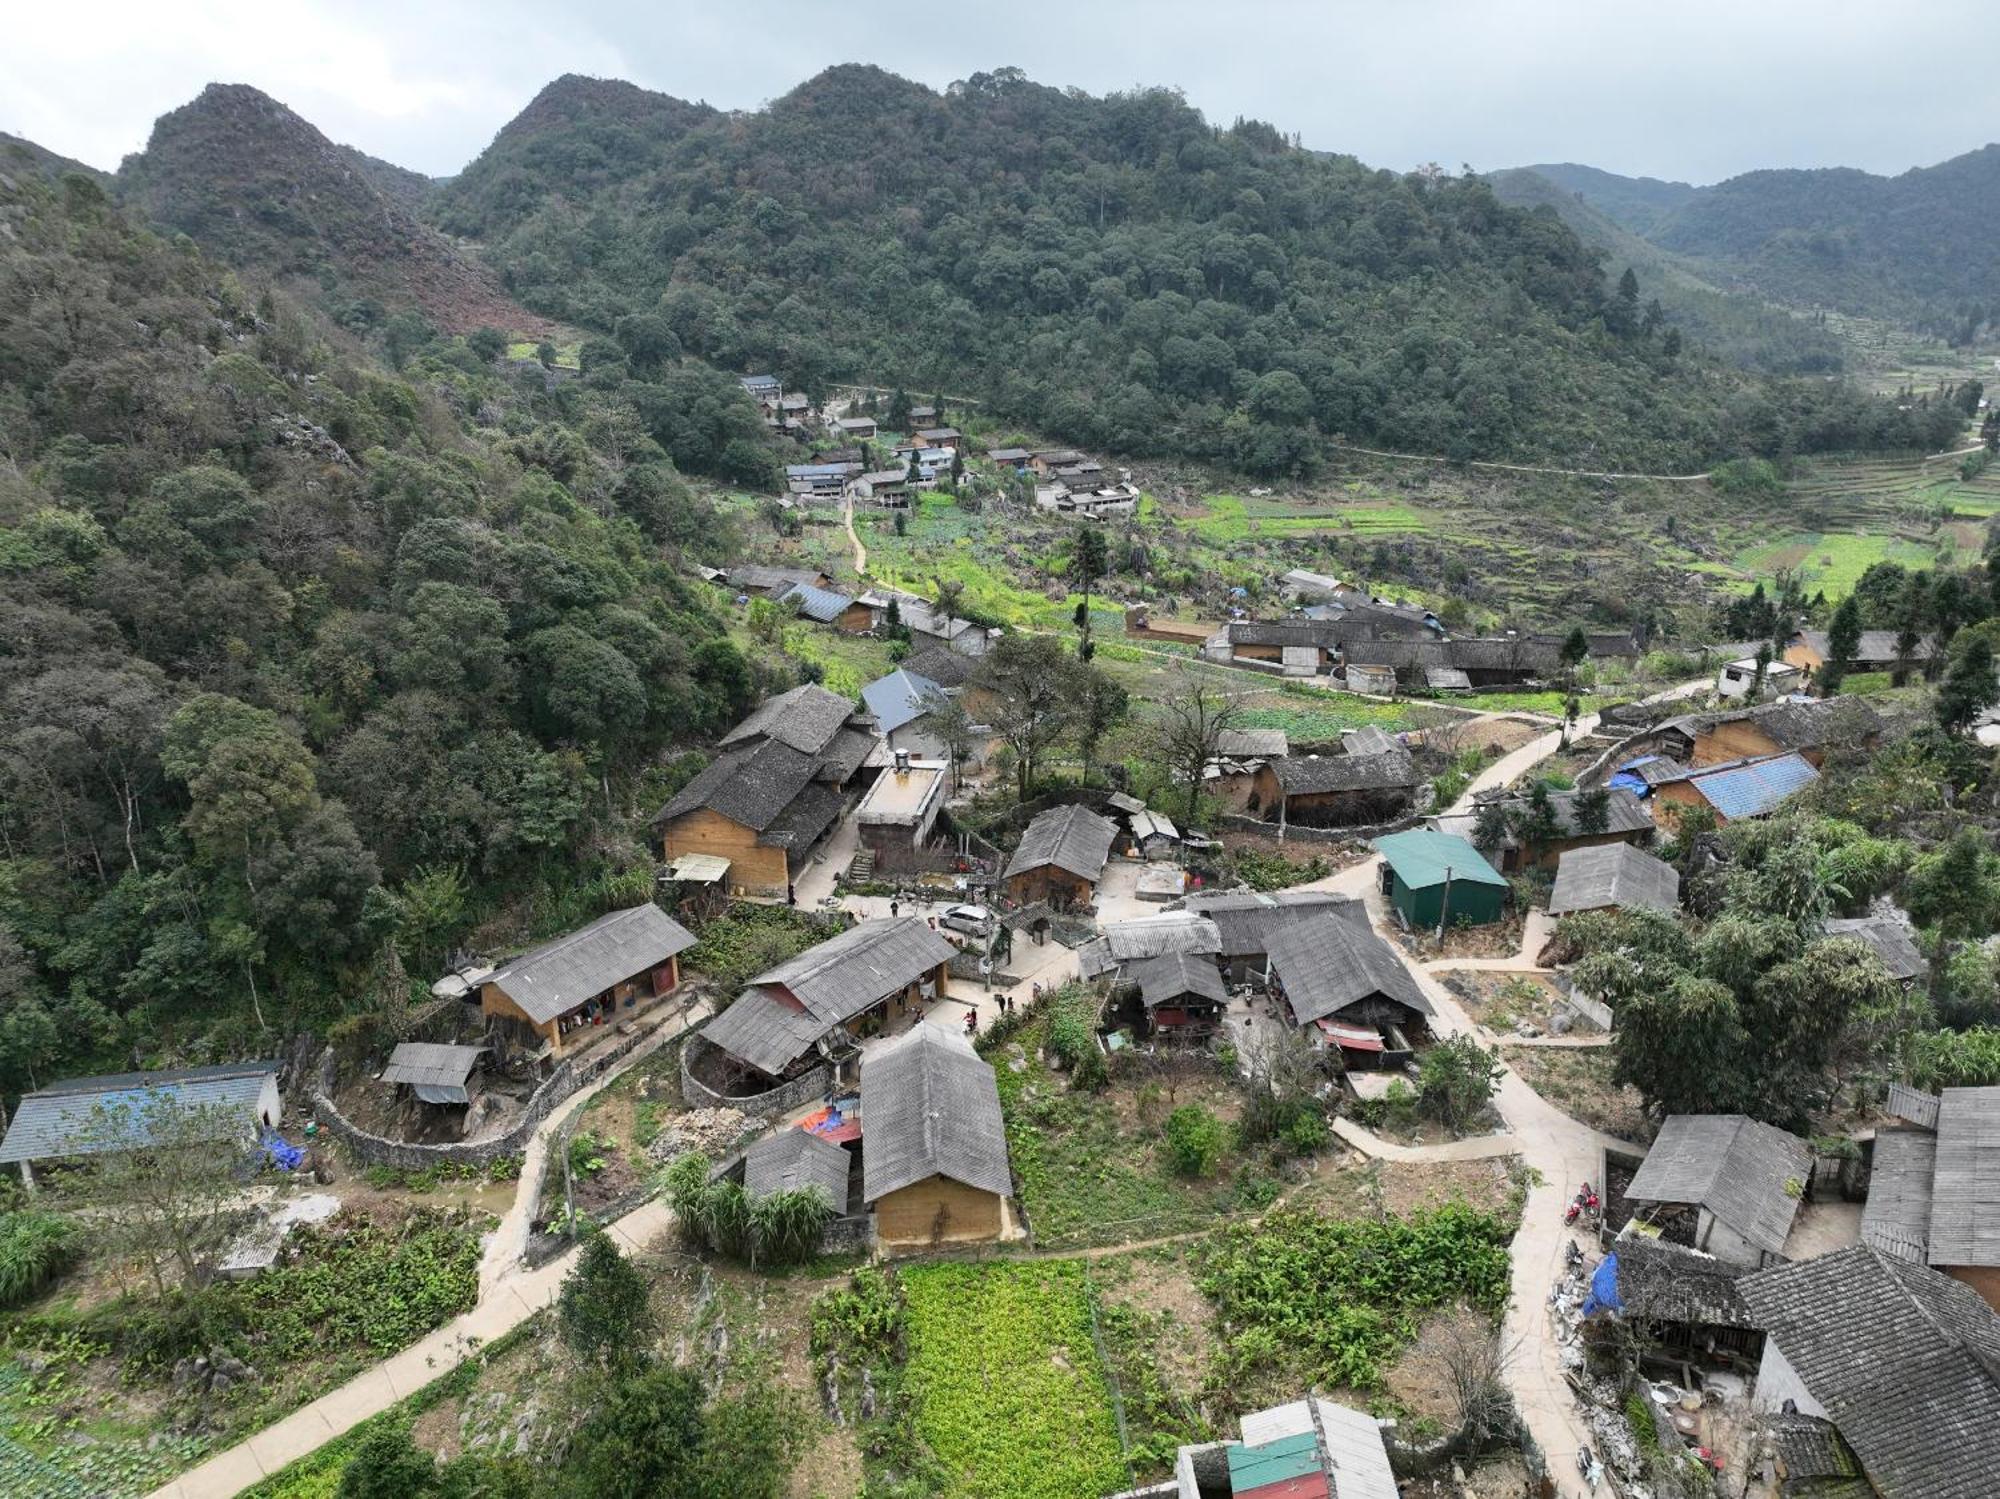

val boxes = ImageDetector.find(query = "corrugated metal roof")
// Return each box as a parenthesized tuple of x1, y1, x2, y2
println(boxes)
(486, 905, 696, 1024)
(380, 1043, 486, 1090)
(862, 669, 945, 735)
(779, 582, 859, 623)
(1672, 752, 1820, 820)
(1372, 830, 1508, 890)
(1861, 1129, 1936, 1263)
(1823, 914, 1929, 983)
(861, 1024, 1011, 1202)
(0, 1063, 278, 1164)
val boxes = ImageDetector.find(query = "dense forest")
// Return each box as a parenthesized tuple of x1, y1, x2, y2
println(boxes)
(1523, 150, 2000, 345)
(0, 167, 777, 1088)
(432, 66, 1964, 474)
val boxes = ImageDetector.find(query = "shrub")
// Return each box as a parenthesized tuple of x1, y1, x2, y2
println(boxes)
(1164, 1105, 1226, 1177)
(559, 1230, 655, 1367)
(0, 1210, 80, 1308)
(663, 1151, 832, 1267)
(1279, 1107, 1330, 1157)
(1417, 1036, 1504, 1135)
(809, 1267, 903, 1366)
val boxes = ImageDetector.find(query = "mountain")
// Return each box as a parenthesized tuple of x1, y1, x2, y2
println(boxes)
(115, 83, 553, 334)
(433, 63, 1918, 475)
(0, 131, 109, 186)
(1516, 149, 2000, 343)
(1513, 162, 1699, 237)
(1486, 167, 1843, 374)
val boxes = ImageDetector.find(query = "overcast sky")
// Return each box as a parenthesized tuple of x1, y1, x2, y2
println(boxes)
(7, 0, 1992, 185)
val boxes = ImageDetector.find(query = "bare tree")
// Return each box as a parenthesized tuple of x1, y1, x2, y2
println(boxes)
(1400, 1306, 1515, 1450)
(1152, 666, 1241, 826)
(976, 634, 1080, 800)
(86, 1093, 249, 1294)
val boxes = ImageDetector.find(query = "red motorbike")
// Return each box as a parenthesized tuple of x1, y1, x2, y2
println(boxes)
(1563, 1182, 1601, 1227)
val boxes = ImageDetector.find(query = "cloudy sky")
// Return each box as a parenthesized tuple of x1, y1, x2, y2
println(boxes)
(7, 0, 1990, 184)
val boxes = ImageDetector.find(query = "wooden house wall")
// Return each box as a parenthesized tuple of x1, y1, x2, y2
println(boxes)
(661, 808, 791, 896)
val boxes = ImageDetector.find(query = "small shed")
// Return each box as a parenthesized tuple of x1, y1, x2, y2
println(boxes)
(1623, 1114, 1811, 1270)
(1823, 913, 1929, 985)
(742, 1128, 852, 1209)
(1344, 662, 1397, 695)
(0, 1062, 282, 1186)
(1373, 830, 1509, 928)
(380, 1043, 489, 1105)
(1548, 843, 1681, 916)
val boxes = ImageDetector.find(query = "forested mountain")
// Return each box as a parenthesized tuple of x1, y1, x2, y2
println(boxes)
(0, 133, 108, 187)
(0, 169, 772, 1085)
(1516, 149, 2000, 343)
(115, 84, 546, 335)
(431, 64, 1964, 474)
(1486, 167, 1845, 374)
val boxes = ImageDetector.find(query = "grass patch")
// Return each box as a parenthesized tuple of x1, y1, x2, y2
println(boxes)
(900, 1262, 1126, 1499)
(1735, 531, 1940, 597)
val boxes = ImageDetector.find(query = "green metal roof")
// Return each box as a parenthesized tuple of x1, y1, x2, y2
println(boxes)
(1372, 829, 1507, 890)
(1228, 1431, 1323, 1493)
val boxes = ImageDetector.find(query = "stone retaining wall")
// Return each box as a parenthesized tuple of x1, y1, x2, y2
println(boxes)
(678, 1029, 831, 1119)
(311, 1021, 661, 1172)
(1217, 808, 1424, 844)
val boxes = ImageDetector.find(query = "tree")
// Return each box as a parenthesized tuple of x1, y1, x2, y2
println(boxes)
(1820, 595, 1862, 694)
(1558, 626, 1589, 689)
(1070, 527, 1109, 660)
(1470, 799, 1512, 853)
(886, 387, 911, 431)
(1071, 668, 1128, 783)
(1151, 666, 1240, 826)
(337, 1424, 457, 1499)
(975, 634, 1081, 800)
(560, 1230, 656, 1369)
(1936, 634, 1998, 733)
(1573, 787, 1612, 836)
(563, 1363, 710, 1499)
(1417, 1035, 1502, 1135)
(86, 1092, 246, 1293)
(926, 690, 976, 791)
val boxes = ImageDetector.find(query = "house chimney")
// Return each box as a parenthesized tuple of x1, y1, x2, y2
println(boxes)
(894, 749, 911, 775)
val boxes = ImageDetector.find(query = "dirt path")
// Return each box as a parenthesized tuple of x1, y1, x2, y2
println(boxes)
(842, 492, 868, 576)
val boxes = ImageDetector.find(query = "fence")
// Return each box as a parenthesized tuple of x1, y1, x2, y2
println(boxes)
(310, 1018, 664, 1172)
(678, 1030, 831, 1119)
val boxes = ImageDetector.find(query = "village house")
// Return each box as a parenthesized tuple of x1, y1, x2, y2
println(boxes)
(1026, 447, 1086, 475)
(653, 684, 882, 899)
(0, 1061, 282, 1188)
(1822, 910, 1928, 985)
(784, 460, 860, 499)
(739, 373, 781, 413)
(834, 415, 877, 440)
(1739, 1245, 2000, 1498)
(727, 563, 835, 599)
(1583, 1233, 1764, 1375)
(899, 645, 999, 715)
(1657, 696, 1883, 770)
(1621, 1114, 1813, 1271)
(850, 469, 909, 506)
(737, 1128, 855, 1216)
(861, 1023, 1014, 1249)
(477, 903, 697, 1059)
(699, 918, 959, 1094)
(1715, 654, 1805, 701)
(1263, 914, 1434, 1066)
(1078, 913, 1225, 986)
(1372, 829, 1509, 928)
(906, 404, 937, 427)
(1783, 627, 1933, 685)
(1862, 1085, 2000, 1309)
(861, 666, 986, 768)
(1122, 951, 1229, 1041)
(865, 593, 996, 656)
(379, 1043, 489, 1108)
(1203, 726, 1288, 813)
(1647, 752, 1820, 828)
(776, 580, 873, 633)
(1003, 803, 1119, 907)
(851, 755, 949, 875)
(986, 446, 1032, 470)
(1256, 741, 1418, 829)
(1182, 889, 1368, 985)
(778, 391, 814, 425)
(1547, 841, 1681, 917)
(1430, 784, 1655, 873)
(913, 425, 962, 452)
(1135, 1394, 1397, 1499)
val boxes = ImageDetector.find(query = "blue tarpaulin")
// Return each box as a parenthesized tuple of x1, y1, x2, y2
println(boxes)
(261, 1132, 303, 1171)
(1581, 1252, 1622, 1318)
(1609, 757, 1661, 796)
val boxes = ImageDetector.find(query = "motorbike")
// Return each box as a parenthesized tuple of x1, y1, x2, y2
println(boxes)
(1563, 1182, 1601, 1227)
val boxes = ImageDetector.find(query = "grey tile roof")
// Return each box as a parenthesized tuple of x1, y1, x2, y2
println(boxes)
(1265, 915, 1431, 1026)
(1548, 843, 1681, 915)
(1930, 1086, 2000, 1269)
(1739, 1246, 2000, 1499)
(658, 738, 821, 831)
(1795, 629, 1932, 665)
(1608, 1236, 1755, 1327)
(1340, 725, 1399, 757)
(748, 916, 958, 1033)
(861, 1024, 1012, 1202)
(1004, 803, 1118, 883)
(862, 668, 945, 736)
(1437, 787, 1654, 849)
(1623, 1114, 1811, 1257)
(899, 646, 974, 688)
(700, 988, 829, 1077)
(720, 682, 863, 755)
(1823, 913, 1929, 983)
(1274, 747, 1417, 795)
(1184, 889, 1369, 961)
(1215, 727, 1289, 760)
(485, 904, 695, 1025)
(743, 1128, 850, 1206)
(730, 564, 825, 594)
(1128, 951, 1229, 1010)
(0, 1061, 278, 1164)
(1668, 696, 1883, 756)
(753, 780, 848, 852)
(1860, 1128, 1936, 1263)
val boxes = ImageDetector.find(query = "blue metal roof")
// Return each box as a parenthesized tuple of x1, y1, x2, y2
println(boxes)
(0, 1064, 278, 1164)
(862, 668, 944, 734)
(779, 582, 858, 623)
(1683, 753, 1819, 820)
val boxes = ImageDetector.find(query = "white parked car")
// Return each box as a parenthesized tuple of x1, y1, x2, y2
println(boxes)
(939, 903, 994, 937)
